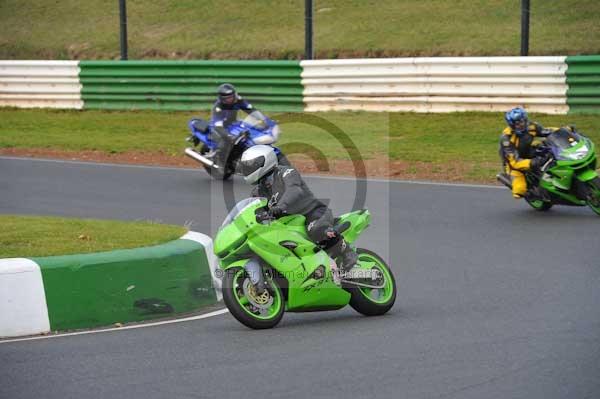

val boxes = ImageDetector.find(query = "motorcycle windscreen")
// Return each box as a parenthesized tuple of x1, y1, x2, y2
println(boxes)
(546, 128, 580, 149)
(547, 129, 592, 161)
(242, 111, 268, 130)
(220, 198, 266, 229)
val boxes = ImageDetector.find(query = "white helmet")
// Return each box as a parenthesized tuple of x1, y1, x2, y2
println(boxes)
(239, 145, 278, 185)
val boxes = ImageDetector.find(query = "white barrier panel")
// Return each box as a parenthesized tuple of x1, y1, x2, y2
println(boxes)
(0, 259, 51, 338)
(301, 57, 568, 114)
(181, 231, 222, 302)
(0, 61, 82, 109)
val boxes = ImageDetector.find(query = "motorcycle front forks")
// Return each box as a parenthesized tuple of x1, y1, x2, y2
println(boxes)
(244, 257, 266, 291)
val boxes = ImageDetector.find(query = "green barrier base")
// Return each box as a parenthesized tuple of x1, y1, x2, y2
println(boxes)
(34, 239, 216, 331)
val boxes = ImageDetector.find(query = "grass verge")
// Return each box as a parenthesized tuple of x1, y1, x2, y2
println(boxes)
(1, 0, 599, 59)
(1, 108, 599, 182)
(0, 215, 187, 258)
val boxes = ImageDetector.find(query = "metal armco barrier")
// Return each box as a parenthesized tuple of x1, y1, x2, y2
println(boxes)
(301, 57, 569, 114)
(79, 60, 304, 112)
(0, 61, 82, 109)
(566, 55, 600, 114)
(3, 57, 600, 115)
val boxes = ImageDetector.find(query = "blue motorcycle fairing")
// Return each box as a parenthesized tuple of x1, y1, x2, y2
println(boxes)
(188, 114, 282, 155)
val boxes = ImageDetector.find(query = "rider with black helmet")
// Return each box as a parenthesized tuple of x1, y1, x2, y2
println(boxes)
(209, 83, 257, 164)
(212, 83, 255, 128)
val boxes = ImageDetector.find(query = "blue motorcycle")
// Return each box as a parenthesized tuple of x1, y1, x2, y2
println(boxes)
(185, 111, 288, 180)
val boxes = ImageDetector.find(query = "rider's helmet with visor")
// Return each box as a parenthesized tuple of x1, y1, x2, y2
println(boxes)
(239, 145, 278, 185)
(505, 107, 529, 137)
(217, 83, 237, 105)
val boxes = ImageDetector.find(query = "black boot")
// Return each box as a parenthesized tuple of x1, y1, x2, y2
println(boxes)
(338, 241, 358, 272)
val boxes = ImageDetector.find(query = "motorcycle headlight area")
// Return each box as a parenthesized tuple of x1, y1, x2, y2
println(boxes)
(254, 125, 279, 145)
(253, 135, 276, 145)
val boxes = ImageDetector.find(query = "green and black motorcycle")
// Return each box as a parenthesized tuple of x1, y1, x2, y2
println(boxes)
(497, 127, 600, 215)
(214, 198, 396, 329)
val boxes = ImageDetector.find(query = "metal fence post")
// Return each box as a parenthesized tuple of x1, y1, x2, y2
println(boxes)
(119, 0, 128, 60)
(305, 0, 314, 60)
(521, 0, 530, 56)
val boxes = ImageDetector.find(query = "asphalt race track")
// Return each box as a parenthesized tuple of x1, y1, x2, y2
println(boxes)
(1, 156, 599, 399)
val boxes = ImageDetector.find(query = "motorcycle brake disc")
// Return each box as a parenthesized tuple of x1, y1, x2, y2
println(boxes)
(242, 279, 274, 309)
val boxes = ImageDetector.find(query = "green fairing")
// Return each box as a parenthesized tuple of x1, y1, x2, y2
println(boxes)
(337, 209, 370, 244)
(545, 168, 573, 190)
(575, 168, 598, 182)
(214, 199, 379, 312)
(34, 239, 216, 331)
(539, 178, 585, 205)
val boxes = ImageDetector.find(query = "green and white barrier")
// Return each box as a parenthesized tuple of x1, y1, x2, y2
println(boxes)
(1, 57, 600, 114)
(0, 231, 220, 338)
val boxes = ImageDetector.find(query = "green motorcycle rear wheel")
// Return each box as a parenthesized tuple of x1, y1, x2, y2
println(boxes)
(348, 248, 396, 316)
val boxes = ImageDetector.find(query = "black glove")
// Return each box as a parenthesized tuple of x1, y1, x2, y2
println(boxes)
(256, 209, 273, 223)
(325, 227, 338, 239)
(269, 205, 285, 218)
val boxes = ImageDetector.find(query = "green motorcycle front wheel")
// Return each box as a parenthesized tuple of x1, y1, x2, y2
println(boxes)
(347, 248, 397, 316)
(525, 196, 553, 211)
(222, 267, 285, 329)
(586, 177, 600, 216)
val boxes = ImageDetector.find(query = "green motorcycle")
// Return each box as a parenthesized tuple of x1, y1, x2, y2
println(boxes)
(497, 127, 600, 215)
(214, 198, 396, 329)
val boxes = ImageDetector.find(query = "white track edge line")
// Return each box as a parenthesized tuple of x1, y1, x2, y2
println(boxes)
(0, 308, 229, 344)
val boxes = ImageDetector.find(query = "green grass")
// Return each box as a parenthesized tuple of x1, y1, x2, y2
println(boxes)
(1, 108, 599, 182)
(0, 215, 187, 258)
(0, 108, 391, 156)
(0, 108, 197, 154)
(0, 0, 598, 59)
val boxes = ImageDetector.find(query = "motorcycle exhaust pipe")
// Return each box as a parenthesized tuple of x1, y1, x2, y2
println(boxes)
(184, 148, 219, 169)
(496, 173, 512, 189)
